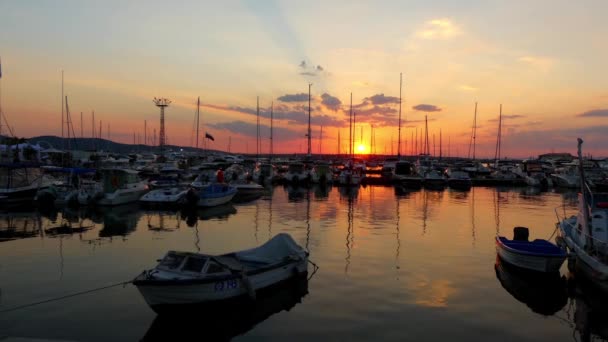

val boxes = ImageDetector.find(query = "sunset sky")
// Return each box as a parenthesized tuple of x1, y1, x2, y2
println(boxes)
(1, 0, 607, 158)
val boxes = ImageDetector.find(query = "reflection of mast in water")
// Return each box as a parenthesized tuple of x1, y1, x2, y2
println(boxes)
(470, 187, 476, 245)
(193, 219, 200, 252)
(422, 190, 428, 235)
(59, 236, 64, 279)
(345, 194, 354, 274)
(395, 192, 401, 271)
(268, 191, 273, 240)
(305, 188, 311, 252)
(254, 198, 259, 243)
(493, 188, 501, 235)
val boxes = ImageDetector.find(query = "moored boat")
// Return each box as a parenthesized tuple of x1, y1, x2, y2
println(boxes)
(132, 233, 309, 313)
(495, 226, 567, 273)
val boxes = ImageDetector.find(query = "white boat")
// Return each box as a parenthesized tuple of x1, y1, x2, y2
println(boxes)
(446, 167, 472, 190)
(495, 227, 566, 273)
(392, 161, 422, 188)
(139, 187, 191, 205)
(338, 167, 362, 186)
(310, 163, 333, 184)
(284, 163, 309, 184)
(97, 168, 149, 206)
(557, 140, 608, 291)
(132, 233, 309, 313)
(252, 163, 277, 184)
(423, 169, 447, 189)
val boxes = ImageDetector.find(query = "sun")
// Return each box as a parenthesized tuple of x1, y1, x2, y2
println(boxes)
(356, 144, 368, 154)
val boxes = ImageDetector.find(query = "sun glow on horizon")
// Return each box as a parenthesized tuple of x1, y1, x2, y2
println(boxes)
(356, 144, 369, 154)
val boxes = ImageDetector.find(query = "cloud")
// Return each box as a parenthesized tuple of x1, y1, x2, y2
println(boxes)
(488, 114, 525, 122)
(458, 85, 478, 92)
(300, 71, 317, 77)
(299, 60, 306, 68)
(321, 93, 342, 111)
(365, 94, 400, 105)
(577, 109, 608, 118)
(208, 120, 300, 141)
(518, 56, 555, 72)
(316, 65, 324, 71)
(298, 60, 327, 77)
(277, 93, 309, 102)
(416, 18, 461, 40)
(412, 104, 442, 112)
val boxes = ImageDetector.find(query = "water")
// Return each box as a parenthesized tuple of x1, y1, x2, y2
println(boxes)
(0, 185, 606, 341)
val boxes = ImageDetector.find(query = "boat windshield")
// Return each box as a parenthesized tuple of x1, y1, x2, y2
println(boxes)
(182, 256, 208, 273)
(159, 253, 186, 270)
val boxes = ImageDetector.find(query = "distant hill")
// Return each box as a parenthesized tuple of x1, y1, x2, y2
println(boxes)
(26, 136, 216, 155)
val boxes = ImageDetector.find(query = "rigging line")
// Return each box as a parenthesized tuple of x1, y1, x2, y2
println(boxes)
(0, 280, 132, 313)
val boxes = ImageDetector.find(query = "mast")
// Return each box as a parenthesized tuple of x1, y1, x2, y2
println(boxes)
(61, 70, 64, 140)
(424, 114, 429, 155)
(577, 138, 593, 247)
(144, 120, 147, 146)
(353, 109, 357, 157)
(196, 97, 200, 150)
(319, 125, 323, 155)
(270, 101, 273, 161)
(473, 102, 477, 160)
(80, 112, 83, 138)
(338, 130, 341, 155)
(349, 93, 353, 157)
(494, 104, 502, 166)
(398, 72, 402, 158)
(439, 129, 442, 160)
(256, 96, 260, 160)
(307, 83, 312, 158)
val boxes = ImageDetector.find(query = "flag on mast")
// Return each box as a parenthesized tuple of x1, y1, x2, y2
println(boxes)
(205, 132, 214, 141)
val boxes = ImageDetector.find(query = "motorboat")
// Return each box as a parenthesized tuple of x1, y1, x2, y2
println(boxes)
(139, 187, 192, 205)
(96, 168, 149, 206)
(495, 226, 567, 273)
(193, 183, 237, 207)
(132, 233, 309, 313)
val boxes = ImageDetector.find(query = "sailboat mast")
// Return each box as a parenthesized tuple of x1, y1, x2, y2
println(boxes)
(61, 70, 64, 140)
(256, 96, 260, 160)
(473, 102, 477, 160)
(270, 101, 273, 161)
(319, 125, 323, 155)
(196, 97, 200, 150)
(398, 72, 402, 158)
(338, 130, 341, 155)
(307, 83, 312, 158)
(494, 104, 502, 165)
(349, 93, 353, 157)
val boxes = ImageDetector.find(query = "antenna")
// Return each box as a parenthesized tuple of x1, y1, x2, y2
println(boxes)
(307, 83, 312, 158)
(153, 97, 171, 155)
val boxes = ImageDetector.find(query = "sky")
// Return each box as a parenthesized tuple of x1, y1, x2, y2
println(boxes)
(1, 0, 607, 158)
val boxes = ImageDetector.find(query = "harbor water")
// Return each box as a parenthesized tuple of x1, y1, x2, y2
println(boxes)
(0, 185, 606, 341)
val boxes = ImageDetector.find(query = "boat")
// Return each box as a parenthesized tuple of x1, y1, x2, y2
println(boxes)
(284, 162, 309, 184)
(557, 138, 608, 292)
(35, 167, 96, 207)
(494, 254, 567, 316)
(193, 183, 237, 207)
(139, 187, 192, 205)
(446, 165, 472, 190)
(96, 168, 149, 206)
(0, 163, 54, 209)
(495, 226, 567, 273)
(230, 181, 265, 203)
(140, 273, 309, 340)
(132, 233, 309, 313)
(310, 163, 333, 184)
(392, 161, 422, 189)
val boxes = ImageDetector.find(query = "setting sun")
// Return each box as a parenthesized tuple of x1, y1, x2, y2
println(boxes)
(356, 144, 368, 154)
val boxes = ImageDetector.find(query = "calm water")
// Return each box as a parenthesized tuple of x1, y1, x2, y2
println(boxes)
(1, 185, 606, 341)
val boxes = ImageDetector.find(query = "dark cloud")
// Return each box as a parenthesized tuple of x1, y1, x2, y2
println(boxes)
(366, 94, 400, 105)
(321, 93, 342, 111)
(299, 61, 306, 68)
(203, 103, 257, 116)
(300, 72, 317, 77)
(577, 109, 608, 117)
(316, 65, 324, 71)
(208, 120, 301, 142)
(277, 93, 309, 102)
(412, 104, 442, 112)
(488, 114, 525, 122)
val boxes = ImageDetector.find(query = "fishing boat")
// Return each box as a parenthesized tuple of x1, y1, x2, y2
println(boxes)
(132, 233, 309, 313)
(557, 138, 608, 291)
(495, 226, 567, 273)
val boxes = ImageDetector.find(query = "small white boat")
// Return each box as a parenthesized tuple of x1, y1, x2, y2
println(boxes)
(133, 233, 309, 313)
(97, 168, 149, 206)
(495, 227, 567, 273)
(139, 187, 191, 205)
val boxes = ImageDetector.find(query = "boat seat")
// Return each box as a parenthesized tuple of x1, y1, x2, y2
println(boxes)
(513, 226, 529, 241)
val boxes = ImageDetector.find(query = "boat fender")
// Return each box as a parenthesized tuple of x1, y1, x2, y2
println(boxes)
(240, 272, 256, 300)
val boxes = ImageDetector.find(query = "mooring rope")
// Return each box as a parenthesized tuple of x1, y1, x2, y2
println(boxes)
(0, 280, 132, 314)
(307, 259, 319, 280)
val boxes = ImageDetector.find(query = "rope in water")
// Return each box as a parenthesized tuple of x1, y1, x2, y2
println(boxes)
(0, 280, 132, 314)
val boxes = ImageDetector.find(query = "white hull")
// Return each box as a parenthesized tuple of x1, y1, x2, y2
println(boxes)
(136, 260, 307, 309)
(495, 243, 565, 273)
(98, 182, 149, 206)
(140, 187, 189, 204)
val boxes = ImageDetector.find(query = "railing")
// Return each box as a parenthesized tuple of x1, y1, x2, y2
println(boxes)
(555, 206, 608, 264)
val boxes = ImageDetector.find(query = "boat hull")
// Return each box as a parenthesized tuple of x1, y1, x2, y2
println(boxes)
(495, 236, 566, 273)
(134, 259, 307, 312)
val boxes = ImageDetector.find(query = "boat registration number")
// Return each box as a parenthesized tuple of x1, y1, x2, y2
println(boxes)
(214, 279, 238, 291)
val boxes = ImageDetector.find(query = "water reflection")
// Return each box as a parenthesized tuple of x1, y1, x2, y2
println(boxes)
(179, 203, 237, 227)
(566, 274, 608, 341)
(0, 211, 42, 241)
(98, 203, 141, 238)
(141, 274, 309, 342)
(495, 255, 568, 315)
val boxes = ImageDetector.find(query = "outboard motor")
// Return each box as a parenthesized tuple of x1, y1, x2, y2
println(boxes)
(513, 226, 529, 241)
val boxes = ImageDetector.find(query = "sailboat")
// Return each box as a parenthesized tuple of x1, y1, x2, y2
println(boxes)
(557, 138, 608, 292)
